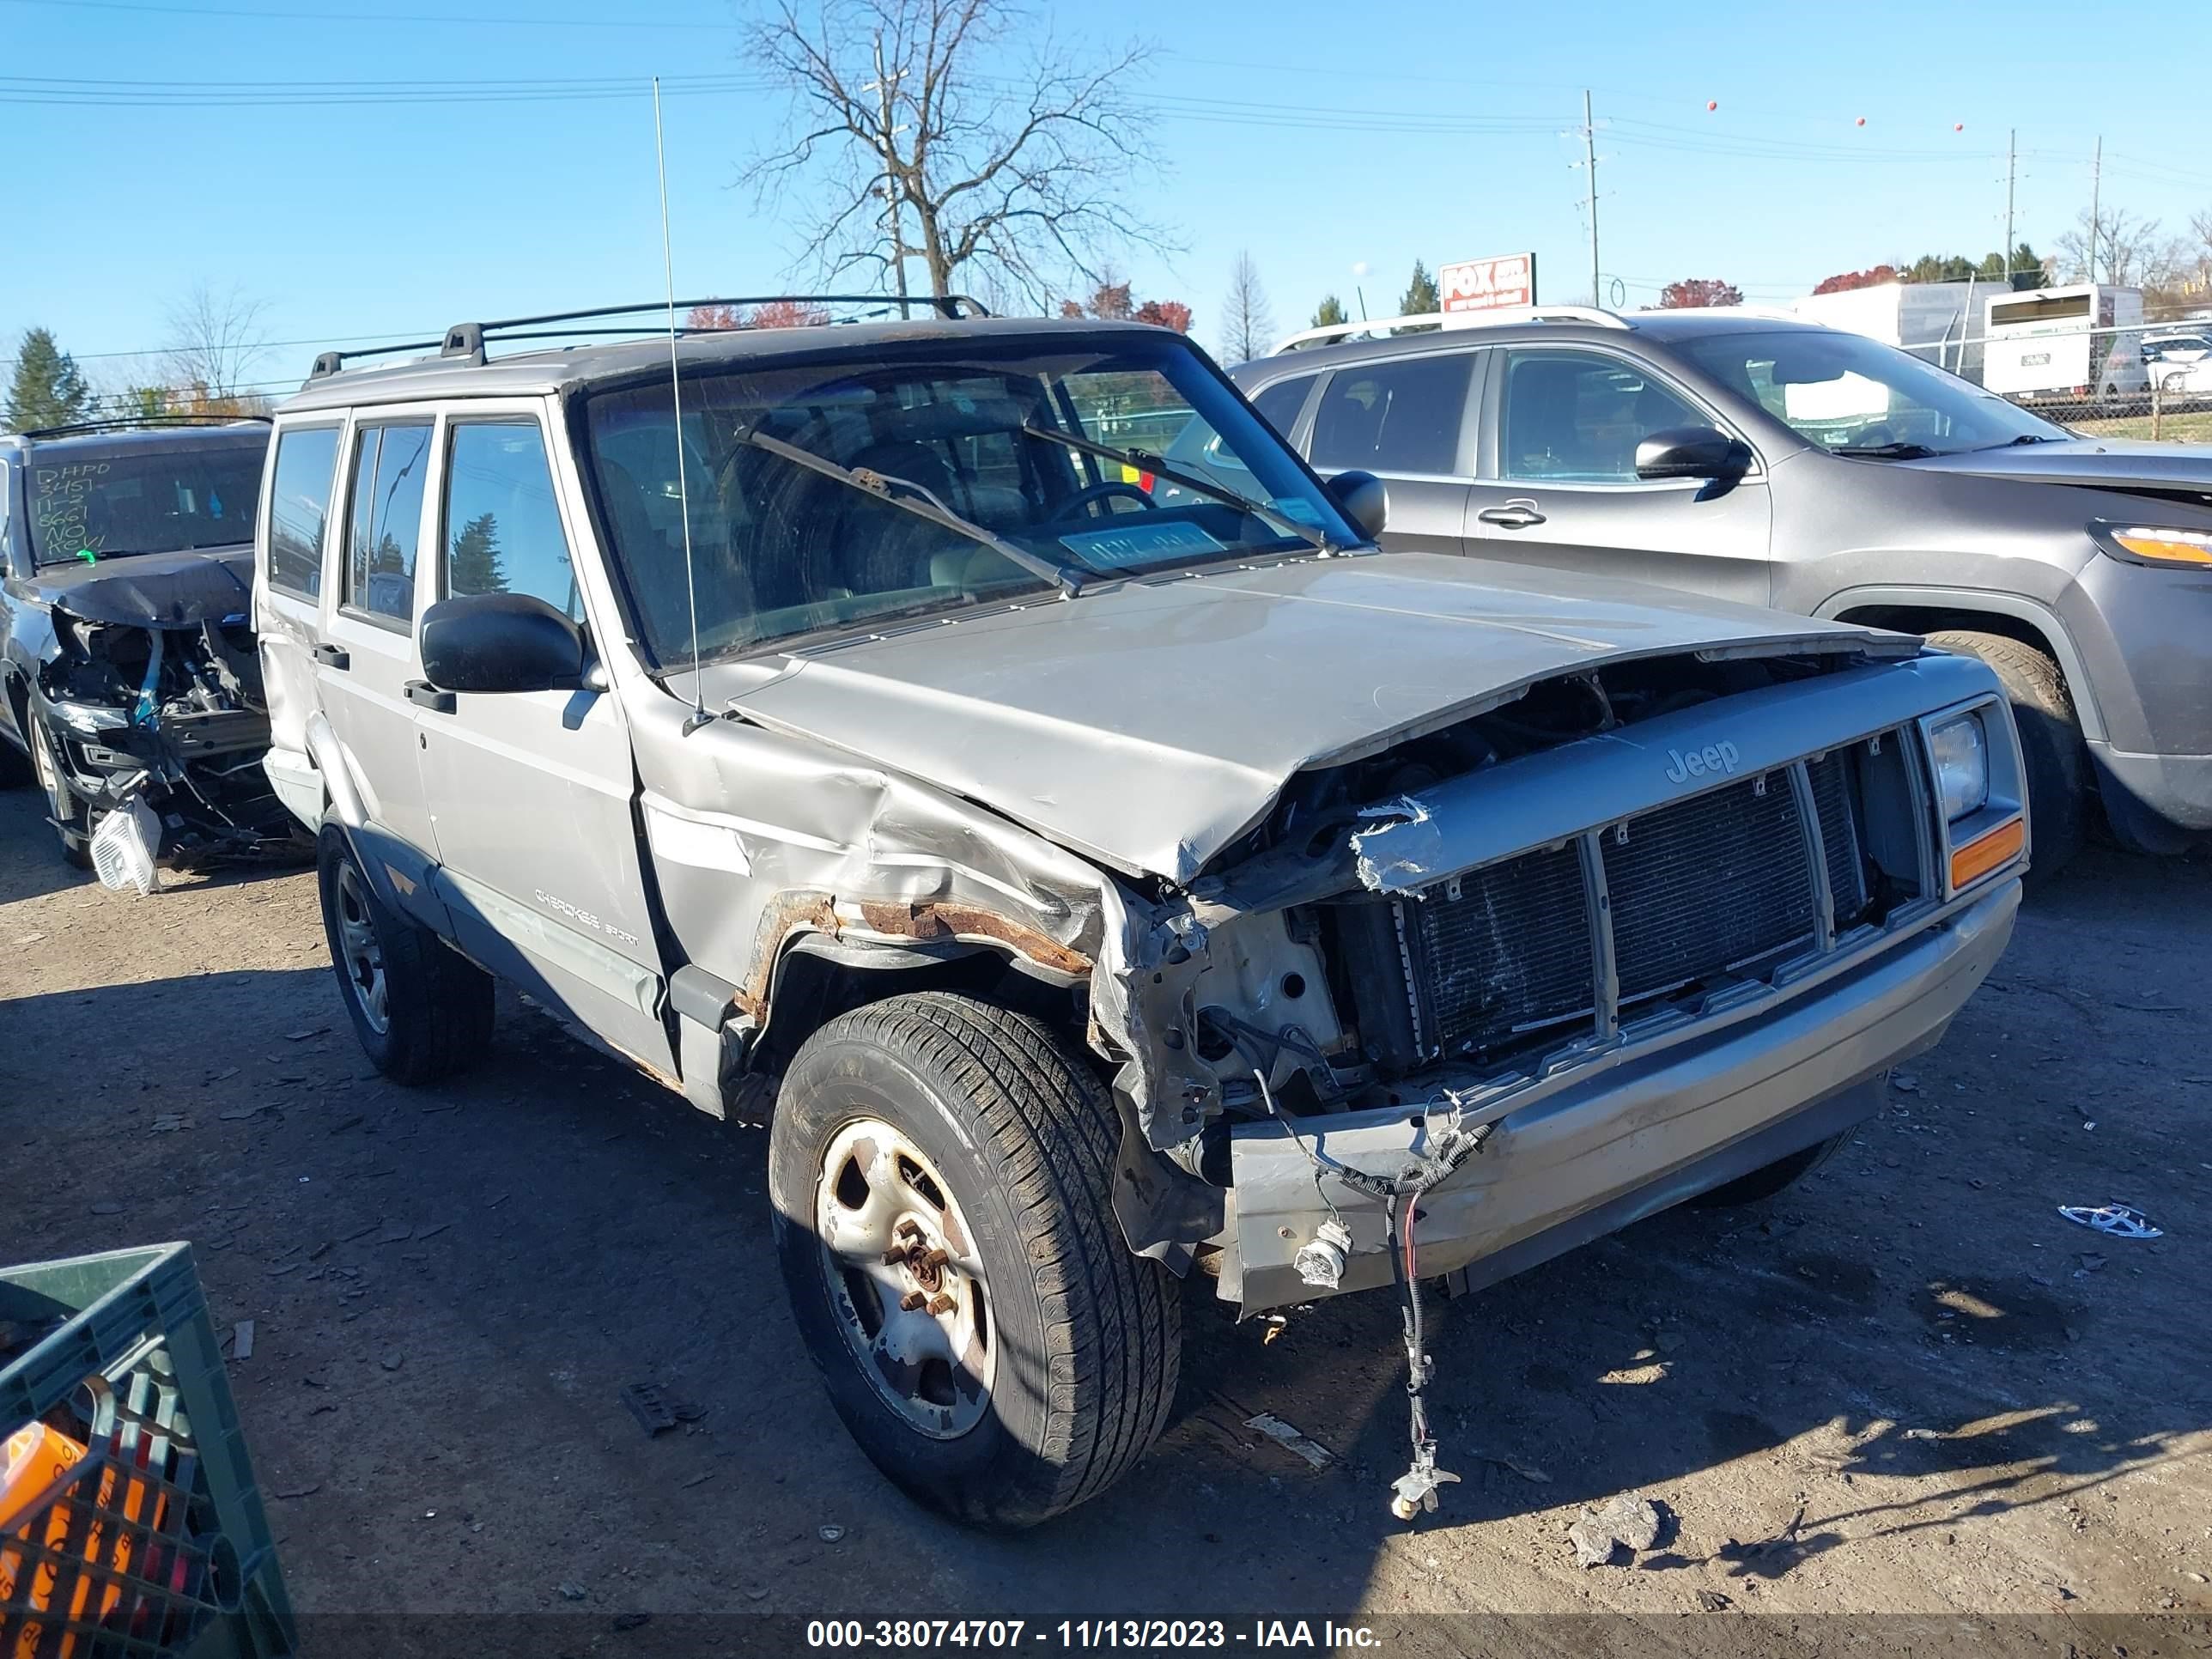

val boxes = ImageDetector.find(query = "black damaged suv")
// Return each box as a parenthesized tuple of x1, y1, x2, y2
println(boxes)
(0, 416, 294, 871)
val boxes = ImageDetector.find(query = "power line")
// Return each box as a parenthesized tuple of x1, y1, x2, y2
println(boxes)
(0, 0, 725, 29)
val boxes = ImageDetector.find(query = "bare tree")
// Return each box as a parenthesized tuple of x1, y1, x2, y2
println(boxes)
(2054, 206, 2187, 289)
(740, 0, 1173, 308)
(1218, 252, 1274, 363)
(163, 282, 270, 405)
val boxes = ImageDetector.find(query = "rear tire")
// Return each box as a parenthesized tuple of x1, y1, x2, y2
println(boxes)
(1690, 1127, 1856, 1207)
(768, 991, 1180, 1530)
(1924, 630, 2087, 880)
(316, 825, 493, 1084)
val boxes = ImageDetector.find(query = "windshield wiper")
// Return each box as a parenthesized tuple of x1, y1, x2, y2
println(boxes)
(1018, 421, 1341, 554)
(742, 429, 1092, 596)
(1832, 441, 1940, 459)
(1992, 433, 2063, 447)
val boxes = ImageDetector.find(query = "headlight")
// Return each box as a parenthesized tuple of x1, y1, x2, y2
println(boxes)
(1929, 713, 1989, 821)
(2100, 524, 2212, 568)
(47, 701, 128, 735)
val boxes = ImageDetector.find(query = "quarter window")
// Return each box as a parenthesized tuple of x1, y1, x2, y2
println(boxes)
(1310, 355, 1471, 476)
(441, 422, 580, 619)
(1500, 351, 1705, 483)
(343, 422, 431, 626)
(266, 426, 340, 599)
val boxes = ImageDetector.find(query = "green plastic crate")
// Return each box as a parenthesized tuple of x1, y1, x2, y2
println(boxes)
(2, 1243, 295, 1658)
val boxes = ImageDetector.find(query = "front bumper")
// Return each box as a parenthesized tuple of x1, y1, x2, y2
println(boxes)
(1225, 877, 2020, 1314)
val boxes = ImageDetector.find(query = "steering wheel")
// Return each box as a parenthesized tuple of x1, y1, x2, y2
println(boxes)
(1049, 481, 1161, 523)
(1851, 422, 1899, 449)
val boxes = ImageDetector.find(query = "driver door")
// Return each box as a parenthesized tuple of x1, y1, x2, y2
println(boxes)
(410, 404, 672, 1075)
(1463, 347, 1773, 607)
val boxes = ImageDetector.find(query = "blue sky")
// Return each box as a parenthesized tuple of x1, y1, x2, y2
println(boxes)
(3, 0, 2208, 395)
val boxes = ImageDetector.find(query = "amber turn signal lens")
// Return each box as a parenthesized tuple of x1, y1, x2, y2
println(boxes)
(2111, 528, 2212, 566)
(1950, 817, 2025, 890)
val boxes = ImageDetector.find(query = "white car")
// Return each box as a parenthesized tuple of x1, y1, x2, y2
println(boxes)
(2144, 331, 2212, 398)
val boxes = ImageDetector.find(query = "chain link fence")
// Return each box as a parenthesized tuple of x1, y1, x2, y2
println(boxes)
(1899, 317, 2212, 438)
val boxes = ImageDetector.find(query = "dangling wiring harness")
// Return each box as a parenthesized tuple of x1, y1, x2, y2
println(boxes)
(1254, 1070, 1496, 1520)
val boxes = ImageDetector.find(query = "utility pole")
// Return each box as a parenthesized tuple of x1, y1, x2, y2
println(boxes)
(867, 33, 909, 310)
(2003, 128, 2016, 288)
(1583, 89, 1601, 308)
(2088, 135, 2103, 285)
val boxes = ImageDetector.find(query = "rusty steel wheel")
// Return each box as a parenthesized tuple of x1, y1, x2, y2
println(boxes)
(769, 992, 1180, 1529)
(814, 1117, 997, 1440)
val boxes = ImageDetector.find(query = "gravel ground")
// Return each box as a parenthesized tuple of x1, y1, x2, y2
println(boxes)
(3, 783, 2209, 1657)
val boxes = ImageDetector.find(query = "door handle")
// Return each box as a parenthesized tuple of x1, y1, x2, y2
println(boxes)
(1478, 499, 1547, 530)
(313, 643, 350, 670)
(404, 679, 456, 714)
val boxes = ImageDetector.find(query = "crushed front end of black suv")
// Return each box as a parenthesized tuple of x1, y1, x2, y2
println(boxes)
(2, 421, 299, 871)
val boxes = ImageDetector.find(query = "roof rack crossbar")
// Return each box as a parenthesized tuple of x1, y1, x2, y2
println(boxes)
(1270, 305, 1631, 354)
(307, 292, 987, 380)
(19, 413, 274, 439)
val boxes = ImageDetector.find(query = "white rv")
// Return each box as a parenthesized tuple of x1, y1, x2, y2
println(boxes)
(1982, 283, 2148, 404)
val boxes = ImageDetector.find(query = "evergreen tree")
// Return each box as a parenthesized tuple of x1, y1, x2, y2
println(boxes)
(1398, 260, 1439, 318)
(449, 511, 507, 597)
(4, 328, 93, 433)
(1311, 295, 1349, 328)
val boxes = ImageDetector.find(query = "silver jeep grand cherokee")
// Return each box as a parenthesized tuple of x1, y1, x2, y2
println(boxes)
(254, 299, 2025, 1528)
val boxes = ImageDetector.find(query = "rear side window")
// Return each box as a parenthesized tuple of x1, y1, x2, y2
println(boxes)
(1310, 355, 1471, 476)
(441, 422, 580, 619)
(1248, 374, 1315, 439)
(343, 422, 431, 627)
(265, 426, 340, 599)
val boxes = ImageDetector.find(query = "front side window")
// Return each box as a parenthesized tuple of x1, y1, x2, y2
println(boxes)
(265, 426, 340, 599)
(581, 336, 1356, 665)
(1501, 351, 1705, 483)
(441, 422, 580, 619)
(343, 422, 431, 626)
(1310, 355, 1471, 475)
(24, 434, 267, 566)
(1677, 329, 2062, 455)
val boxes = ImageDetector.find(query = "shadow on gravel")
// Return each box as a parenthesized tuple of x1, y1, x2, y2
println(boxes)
(4, 837, 2206, 1621)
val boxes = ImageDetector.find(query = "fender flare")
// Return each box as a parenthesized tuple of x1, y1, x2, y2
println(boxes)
(1813, 584, 2105, 744)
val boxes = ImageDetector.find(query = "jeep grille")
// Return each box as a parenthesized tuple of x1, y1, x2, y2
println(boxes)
(1381, 744, 1881, 1065)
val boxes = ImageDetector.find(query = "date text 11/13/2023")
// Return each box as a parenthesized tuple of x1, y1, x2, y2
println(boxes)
(803, 1620, 1385, 1650)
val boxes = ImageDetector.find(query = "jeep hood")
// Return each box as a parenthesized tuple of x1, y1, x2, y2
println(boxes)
(1901, 439, 2212, 495)
(694, 551, 1912, 884)
(18, 545, 255, 627)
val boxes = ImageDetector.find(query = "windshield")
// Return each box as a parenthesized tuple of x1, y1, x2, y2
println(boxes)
(26, 434, 268, 566)
(580, 335, 1354, 665)
(1679, 329, 2064, 456)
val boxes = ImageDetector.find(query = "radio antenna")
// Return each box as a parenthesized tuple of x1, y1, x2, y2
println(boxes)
(653, 76, 710, 736)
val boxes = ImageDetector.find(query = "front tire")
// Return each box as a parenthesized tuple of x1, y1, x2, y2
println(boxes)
(27, 717, 92, 869)
(768, 991, 1181, 1530)
(1690, 1127, 1856, 1207)
(316, 825, 493, 1084)
(1924, 630, 2087, 879)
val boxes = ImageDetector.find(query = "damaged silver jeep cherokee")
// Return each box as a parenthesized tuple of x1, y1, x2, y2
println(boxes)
(258, 300, 2026, 1529)
(1, 416, 291, 877)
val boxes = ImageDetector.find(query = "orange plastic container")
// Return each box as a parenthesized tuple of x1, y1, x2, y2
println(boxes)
(3, 1417, 171, 1657)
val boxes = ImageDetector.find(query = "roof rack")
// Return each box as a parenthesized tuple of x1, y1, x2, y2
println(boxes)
(306, 292, 989, 380)
(1270, 305, 1630, 355)
(17, 412, 273, 440)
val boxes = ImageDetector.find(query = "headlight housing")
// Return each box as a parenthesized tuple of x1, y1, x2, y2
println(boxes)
(1928, 713, 1989, 822)
(2096, 522, 2212, 568)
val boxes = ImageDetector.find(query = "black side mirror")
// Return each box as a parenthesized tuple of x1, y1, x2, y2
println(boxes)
(1326, 470, 1389, 540)
(420, 592, 584, 695)
(1635, 425, 1753, 481)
